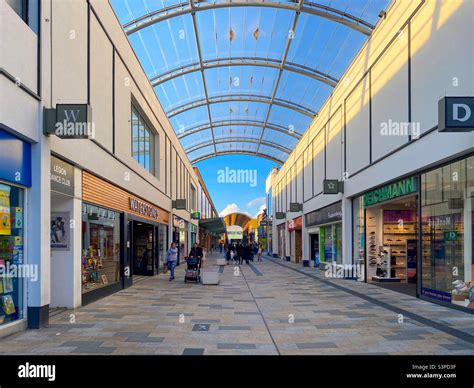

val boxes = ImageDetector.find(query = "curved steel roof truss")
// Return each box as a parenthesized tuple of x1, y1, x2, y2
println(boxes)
(124, 0, 375, 36)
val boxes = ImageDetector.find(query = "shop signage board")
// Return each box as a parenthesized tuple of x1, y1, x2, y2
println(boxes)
(0, 129, 31, 187)
(191, 211, 201, 220)
(289, 202, 302, 212)
(51, 156, 74, 196)
(129, 197, 159, 220)
(323, 179, 340, 194)
(305, 201, 342, 227)
(421, 287, 452, 303)
(363, 177, 417, 207)
(438, 96, 474, 132)
(227, 231, 243, 240)
(276, 212, 285, 219)
(173, 199, 186, 209)
(444, 231, 458, 241)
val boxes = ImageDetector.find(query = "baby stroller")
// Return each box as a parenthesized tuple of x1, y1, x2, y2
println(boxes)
(184, 256, 201, 283)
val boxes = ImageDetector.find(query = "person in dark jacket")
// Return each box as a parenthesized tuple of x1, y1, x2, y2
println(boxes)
(188, 242, 203, 261)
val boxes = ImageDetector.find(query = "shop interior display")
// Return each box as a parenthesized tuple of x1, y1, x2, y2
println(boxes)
(0, 184, 23, 324)
(82, 222, 119, 293)
(133, 226, 154, 275)
(382, 210, 417, 281)
(366, 204, 417, 283)
(421, 212, 470, 307)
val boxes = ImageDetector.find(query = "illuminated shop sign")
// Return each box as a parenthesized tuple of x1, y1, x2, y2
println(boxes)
(363, 177, 417, 207)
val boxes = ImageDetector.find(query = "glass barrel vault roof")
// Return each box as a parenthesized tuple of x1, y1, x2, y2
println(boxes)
(110, 0, 391, 164)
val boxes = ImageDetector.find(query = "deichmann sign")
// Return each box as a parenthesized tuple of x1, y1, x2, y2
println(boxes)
(50, 156, 74, 196)
(363, 177, 417, 207)
(438, 96, 474, 132)
(129, 197, 159, 220)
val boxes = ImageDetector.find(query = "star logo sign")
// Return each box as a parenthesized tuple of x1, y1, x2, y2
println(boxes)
(327, 182, 336, 190)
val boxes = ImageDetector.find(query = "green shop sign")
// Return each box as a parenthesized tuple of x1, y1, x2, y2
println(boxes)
(364, 177, 417, 207)
(444, 231, 458, 241)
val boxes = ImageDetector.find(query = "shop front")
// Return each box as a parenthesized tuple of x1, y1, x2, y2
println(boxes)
(288, 217, 302, 264)
(352, 155, 473, 312)
(82, 172, 168, 304)
(0, 129, 30, 330)
(353, 176, 419, 294)
(305, 202, 342, 270)
(173, 216, 188, 264)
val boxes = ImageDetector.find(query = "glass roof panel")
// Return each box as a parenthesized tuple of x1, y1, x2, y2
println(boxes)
(110, 0, 185, 25)
(205, 66, 279, 99)
(210, 101, 269, 122)
(276, 70, 331, 112)
(216, 141, 258, 153)
(259, 144, 288, 161)
(268, 105, 312, 135)
(180, 129, 214, 150)
(111, 0, 392, 164)
(169, 106, 210, 133)
(262, 130, 298, 149)
(213, 125, 261, 140)
(155, 71, 205, 112)
(197, 7, 295, 62)
(187, 145, 216, 161)
(128, 13, 198, 77)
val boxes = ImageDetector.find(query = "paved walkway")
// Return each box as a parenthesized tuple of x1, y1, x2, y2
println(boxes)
(0, 253, 473, 355)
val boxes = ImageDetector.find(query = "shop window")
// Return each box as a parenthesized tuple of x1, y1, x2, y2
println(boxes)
(353, 196, 365, 270)
(81, 204, 121, 294)
(0, 183, 24, 326)
(421, 156, 474, 309)
(131, 107, 155, 175)
(158, 224, 168, 270)
(5, 0, 39, 33)
(6, 0, 27, 22)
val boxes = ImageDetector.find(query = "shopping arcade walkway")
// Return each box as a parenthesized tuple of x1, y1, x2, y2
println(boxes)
(0, 253, 472, 355)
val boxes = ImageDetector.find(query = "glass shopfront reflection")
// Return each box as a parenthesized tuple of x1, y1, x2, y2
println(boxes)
(421, 156, 474, 309)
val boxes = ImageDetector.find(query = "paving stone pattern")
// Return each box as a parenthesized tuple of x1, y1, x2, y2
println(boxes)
(0, 253, 472, 355)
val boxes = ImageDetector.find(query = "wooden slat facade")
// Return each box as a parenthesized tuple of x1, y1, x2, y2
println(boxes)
(82, 171, 169, 224)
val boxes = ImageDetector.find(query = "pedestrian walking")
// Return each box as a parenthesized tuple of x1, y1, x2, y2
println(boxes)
(257, 245, 263, 262)
(166, 242, 178, 281)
